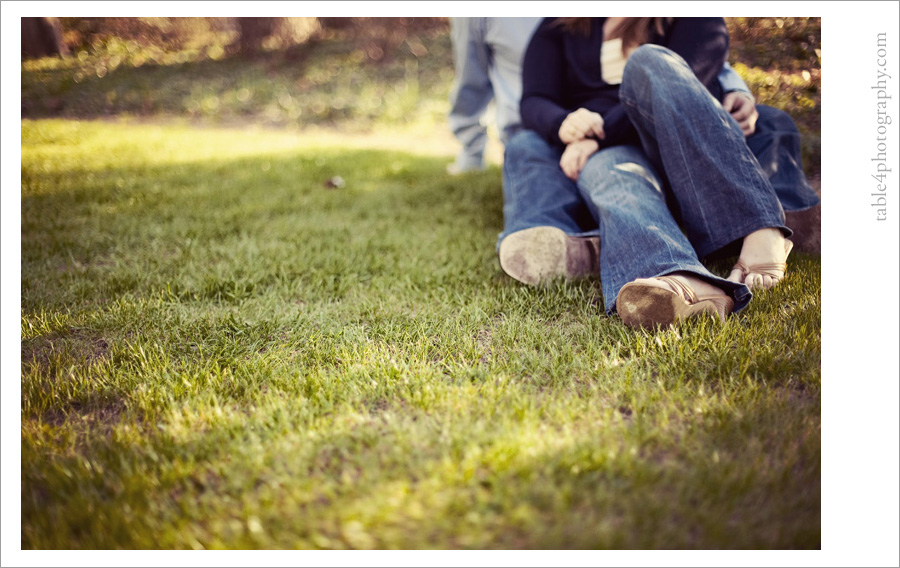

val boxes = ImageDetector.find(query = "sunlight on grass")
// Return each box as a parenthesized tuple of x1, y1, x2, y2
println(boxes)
(21, 119, 820, 549)
(22, 119, 316, 173)
(21, 120, 461, 190)
(21, 18, 820, 184)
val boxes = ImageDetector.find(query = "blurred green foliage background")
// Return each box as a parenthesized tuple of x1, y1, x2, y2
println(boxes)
(21, 17, 821, 177)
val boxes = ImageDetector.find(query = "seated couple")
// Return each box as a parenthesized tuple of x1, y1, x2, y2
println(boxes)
(449, 17, 819, 329)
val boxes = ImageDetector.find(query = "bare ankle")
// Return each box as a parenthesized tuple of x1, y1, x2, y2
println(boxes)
(729, 228, 793, 290)
(741, 228, 785, 253)
(736, 228, 789, 265)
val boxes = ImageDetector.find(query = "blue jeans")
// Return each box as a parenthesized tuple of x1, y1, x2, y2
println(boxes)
(749, 105, 820, 212)
(501, 44, 791, 314)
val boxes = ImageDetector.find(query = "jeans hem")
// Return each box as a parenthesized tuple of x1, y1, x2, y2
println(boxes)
(605, 269, 752, 316)
(697, 219, 793, 259)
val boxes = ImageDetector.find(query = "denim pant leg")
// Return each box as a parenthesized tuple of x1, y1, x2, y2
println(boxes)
(577, 145, 752, 314)
(748, 105, 820, 212)
(499, 130, 599, 245)
(618, 44, 790, 258)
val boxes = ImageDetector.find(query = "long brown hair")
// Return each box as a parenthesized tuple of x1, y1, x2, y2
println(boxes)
(554, 17, 672, 52)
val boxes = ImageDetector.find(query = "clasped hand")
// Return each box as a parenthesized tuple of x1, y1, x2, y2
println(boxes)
(557, 93, 757, 181)
(560, 138, 600, 181)
(558, 108, 604, 181)
(558, 108, 605, 144)
(722, 91, 758, 136)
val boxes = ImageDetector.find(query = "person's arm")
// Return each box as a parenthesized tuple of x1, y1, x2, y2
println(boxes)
(718, 62, 750, 94)
(663, 17, 730, 92)
(447, 18, 493, 172)
(719, 62, 759, 136)
(520, 19, 572, 147)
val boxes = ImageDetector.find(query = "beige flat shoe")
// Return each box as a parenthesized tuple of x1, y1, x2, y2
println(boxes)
(616, 275, 734, 329)
(498, 226, 600, 285)
(732, 239, 794, 290)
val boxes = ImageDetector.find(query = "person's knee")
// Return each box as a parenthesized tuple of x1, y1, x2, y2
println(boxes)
(629, 43, 677, 66)
(624, 44, 680, 77)
(621, 44, 687, 99)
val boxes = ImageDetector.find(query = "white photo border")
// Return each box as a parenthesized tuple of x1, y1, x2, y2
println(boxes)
(3, 2, 899, 567)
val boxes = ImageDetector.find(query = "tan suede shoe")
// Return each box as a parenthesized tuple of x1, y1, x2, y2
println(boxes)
(498, 227, 600, 285)
(616, 275, 734, 329)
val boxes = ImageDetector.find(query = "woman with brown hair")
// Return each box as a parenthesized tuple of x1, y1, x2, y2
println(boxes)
(499, 17, 794, 328)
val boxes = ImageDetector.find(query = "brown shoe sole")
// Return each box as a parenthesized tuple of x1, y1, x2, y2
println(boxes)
(499, 227, 600, 285)
(617, 280, 734, 329)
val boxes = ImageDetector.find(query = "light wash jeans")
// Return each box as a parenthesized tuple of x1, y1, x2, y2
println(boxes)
(501, 44, 791, 314)
(448, 17, 541, 171)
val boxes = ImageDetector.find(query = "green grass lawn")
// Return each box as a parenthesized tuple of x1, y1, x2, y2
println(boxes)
(21, 119, 820, 549)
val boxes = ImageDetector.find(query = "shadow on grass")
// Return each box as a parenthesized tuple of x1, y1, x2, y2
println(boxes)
(22, 144, 505, 312)
(21, 376, 819, 549)
(23, 40, 311, 116)
(21, 32, 454, 130)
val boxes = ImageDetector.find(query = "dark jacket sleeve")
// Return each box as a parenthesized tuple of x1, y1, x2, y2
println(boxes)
(519, 20, 570, 146)
(663, 17, 729, 97)
(597, 17, 730, 149)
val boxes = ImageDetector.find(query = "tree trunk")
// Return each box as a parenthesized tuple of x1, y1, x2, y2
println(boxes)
(21, 17, 69, 59)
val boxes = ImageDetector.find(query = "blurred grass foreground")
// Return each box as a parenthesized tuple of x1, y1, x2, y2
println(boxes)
(20, 17, 821, 550)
